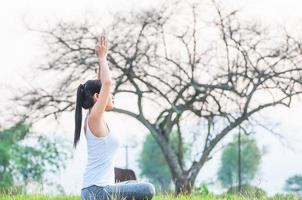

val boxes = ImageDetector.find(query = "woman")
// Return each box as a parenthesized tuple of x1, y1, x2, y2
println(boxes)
(74, 36, 155, 200)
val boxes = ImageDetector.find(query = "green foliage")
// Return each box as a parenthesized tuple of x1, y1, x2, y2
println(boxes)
(284, 175, 302, 195)
(138, 129, 189, 193)
(0, 121, 72, 194)
(193, 182, 213, 197)
(227, 184, 267, 198)
(271, 193, 301, 200)
(218, 133, 261, 188)
(138, 133, 172, 192)
(0, 122, 30, 191)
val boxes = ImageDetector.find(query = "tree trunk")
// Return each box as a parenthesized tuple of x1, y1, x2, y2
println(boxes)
(174, 178, 194, 195)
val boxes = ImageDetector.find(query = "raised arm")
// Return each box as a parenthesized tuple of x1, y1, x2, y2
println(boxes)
(90, 36, 112, 120)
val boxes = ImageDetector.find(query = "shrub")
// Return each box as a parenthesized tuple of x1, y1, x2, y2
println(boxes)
(227, 184, 267, 199)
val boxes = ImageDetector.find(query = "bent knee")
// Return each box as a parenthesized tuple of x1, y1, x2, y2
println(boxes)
(142, 182, 156, 199)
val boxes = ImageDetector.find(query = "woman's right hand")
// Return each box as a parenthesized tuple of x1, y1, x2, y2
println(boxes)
(95, 36, 108, 60)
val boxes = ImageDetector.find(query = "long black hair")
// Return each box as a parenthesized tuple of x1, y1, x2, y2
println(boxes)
(74, 79, 102, 148)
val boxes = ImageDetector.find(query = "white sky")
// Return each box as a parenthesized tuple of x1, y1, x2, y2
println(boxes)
(1, 0, 302, 196)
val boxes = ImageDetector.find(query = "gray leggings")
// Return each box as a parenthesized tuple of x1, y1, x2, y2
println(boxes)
(81, 180, 156, 200)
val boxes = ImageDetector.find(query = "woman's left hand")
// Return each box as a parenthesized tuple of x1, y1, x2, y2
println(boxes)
(95, 36, 108, 60)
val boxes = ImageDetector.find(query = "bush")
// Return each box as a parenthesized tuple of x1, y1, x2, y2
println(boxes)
(193, 183, 210, 196)
(0, 185, 24, 196)
(270, 193, 300, 200)
(227, 184, 267, 198)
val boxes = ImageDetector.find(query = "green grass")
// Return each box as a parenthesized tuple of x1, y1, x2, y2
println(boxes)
(154, 194, 302, 200)
(0, 194, 302, 200)
(0, 194, 80, 200)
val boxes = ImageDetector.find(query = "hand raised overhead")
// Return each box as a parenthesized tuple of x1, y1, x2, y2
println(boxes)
(95, 36, 108, 59)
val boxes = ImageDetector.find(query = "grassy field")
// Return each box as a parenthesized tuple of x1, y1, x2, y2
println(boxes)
(0, 194, 302, 200)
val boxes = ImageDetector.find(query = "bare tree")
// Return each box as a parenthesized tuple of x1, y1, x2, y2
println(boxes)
(8, 0, 302, 194)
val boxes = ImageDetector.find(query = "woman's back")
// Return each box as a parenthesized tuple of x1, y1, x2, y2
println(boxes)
(82, 115, 121, 189)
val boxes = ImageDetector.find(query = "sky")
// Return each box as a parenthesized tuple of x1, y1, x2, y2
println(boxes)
(0, 0, 302, 196)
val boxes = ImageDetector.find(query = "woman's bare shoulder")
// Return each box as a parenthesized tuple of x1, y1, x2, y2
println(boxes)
(87, 114, 109, 138)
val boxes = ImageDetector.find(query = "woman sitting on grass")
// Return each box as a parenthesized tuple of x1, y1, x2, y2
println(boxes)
(74, 35, 155, 200)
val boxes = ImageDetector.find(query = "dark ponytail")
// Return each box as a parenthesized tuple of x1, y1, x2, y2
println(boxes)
(73, 80, 102, 149)
(74, 84, 84, 148)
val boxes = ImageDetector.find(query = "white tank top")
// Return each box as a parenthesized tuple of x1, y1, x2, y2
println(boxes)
(81, 116, 121, 189)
